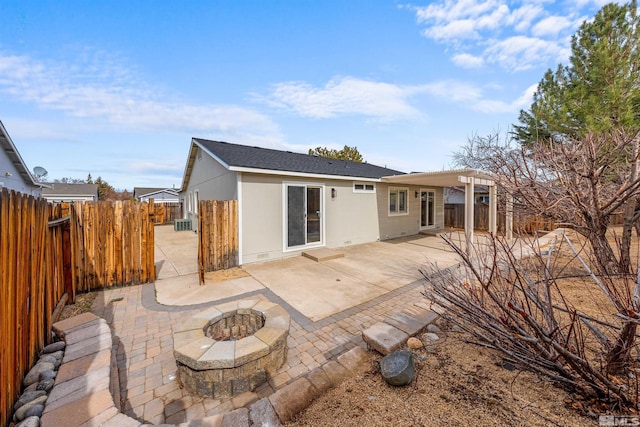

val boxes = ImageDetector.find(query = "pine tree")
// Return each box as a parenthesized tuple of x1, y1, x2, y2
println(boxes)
(513, 1, 640, 144)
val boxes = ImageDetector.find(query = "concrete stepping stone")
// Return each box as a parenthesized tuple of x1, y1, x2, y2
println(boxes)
(384, 312, 427, 336)
(362, 322, 408, 355)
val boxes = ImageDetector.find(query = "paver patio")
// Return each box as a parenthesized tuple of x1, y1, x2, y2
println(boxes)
(85, 227, 565, 424)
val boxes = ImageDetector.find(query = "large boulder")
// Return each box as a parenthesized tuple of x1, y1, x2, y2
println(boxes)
(380, 350, 415, 387)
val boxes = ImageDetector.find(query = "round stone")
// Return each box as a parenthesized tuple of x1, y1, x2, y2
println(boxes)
(23, 404, 44, 418)
(427, 324, 442, 333)
(16, 416, 40, 427)
(39, 369, 56, 382)
(23, 362, 55, 387)
(380, 350, 415, 387)
(14, 390, 46, 411)
(423, 332, 440, 341)
(36, 378, 55, 393)
(13, 395, 47, 422)
(407, 337, 423, 349)
(42, 341, 65, 354)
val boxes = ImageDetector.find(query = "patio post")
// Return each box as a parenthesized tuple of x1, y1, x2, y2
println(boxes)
(463, 176, 475, 247)
(488, 184, 497, 235)
(506, 194, 514, 241)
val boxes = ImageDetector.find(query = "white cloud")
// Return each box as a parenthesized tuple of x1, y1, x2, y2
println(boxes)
(484, 36, 570, 71)
(261, 77, 425, 121)
(262, 76, 534, 120)
(409, 1, 596, 72)
(531, 16, 573, 37)
(451, 53, 485, 68)
(0, 50, 280, 138)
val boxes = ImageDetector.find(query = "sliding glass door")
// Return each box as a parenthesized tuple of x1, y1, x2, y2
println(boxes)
(286, 184, 323, 249)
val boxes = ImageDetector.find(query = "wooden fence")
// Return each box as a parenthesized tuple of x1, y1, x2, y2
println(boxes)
(198, 200, 238, 284)
(68, 200, 156, 295)
(444, 203, 555, 234)
(0, 190, 155, 427)
(152, 202, 181, 225)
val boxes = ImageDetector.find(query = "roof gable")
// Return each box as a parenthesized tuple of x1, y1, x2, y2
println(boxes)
(193, 138, 404, 179)
(0, 120, 40, 188)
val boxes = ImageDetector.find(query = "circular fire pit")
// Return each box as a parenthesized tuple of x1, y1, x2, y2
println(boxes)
(173, 300, 289, 398)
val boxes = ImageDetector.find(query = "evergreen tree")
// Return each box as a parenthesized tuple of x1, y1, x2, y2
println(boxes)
(308, 145, 364, 162)
(513, 1, 640, 145)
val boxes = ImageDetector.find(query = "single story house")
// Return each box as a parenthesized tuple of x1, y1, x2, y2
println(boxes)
(0, 120, 44, 196)
(180, 138, 496, 265)
(42, 183, 99, 203)
(133, 187, 180, 203)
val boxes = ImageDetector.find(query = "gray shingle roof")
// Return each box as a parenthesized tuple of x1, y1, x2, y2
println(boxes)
(42, 183, 98, 195)
(194, 139, 404, 179)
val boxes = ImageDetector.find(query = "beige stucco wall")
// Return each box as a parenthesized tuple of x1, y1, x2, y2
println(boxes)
(376, 183, 444, 240)
(180, 146, 238, 227)
(240, 173, 379, 264)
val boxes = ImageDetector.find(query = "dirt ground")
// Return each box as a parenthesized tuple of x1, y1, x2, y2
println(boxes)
(286, 327, 597, 427)
(286, 228, 640, 427)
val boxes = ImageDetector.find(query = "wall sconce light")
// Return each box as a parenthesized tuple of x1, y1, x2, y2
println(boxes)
(415, 191, 419, 198)
(331, 188, 337, 199)
(5, 172, 12, 177)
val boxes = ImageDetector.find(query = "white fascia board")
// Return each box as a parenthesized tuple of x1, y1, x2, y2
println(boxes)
(228, 166, 381, 182)
(193, 140, 231, 169)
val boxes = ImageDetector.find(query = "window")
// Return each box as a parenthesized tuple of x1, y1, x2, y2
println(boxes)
(353, 182, 376, 193)
(193, 190, 199, 215)
(476, 195, 489, 204)
(389, 188, 408, 215)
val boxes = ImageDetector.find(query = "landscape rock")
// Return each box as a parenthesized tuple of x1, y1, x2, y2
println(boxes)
(427, 324, 442, 333)
(423, 332, 440, 341)
(42, 341, 66, 354)
(407, 337, 423, 350)
(14, 390, 46, 411)
(23, 382, 39, 393)
(16, 416, 40, 427)
(49, 350, 64, 361)
(380, 350, 415, 387)
(13, 395, 47, 422)
(38, 369, 56, 381)
(36, 378, 55, 393)
(23, 362, 55, 387)
(23, 404, 44, 418)
(38, 354, 59, 367)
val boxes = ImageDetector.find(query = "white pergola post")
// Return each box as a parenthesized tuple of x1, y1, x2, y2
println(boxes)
(506, 194, 514, 241)
(463, 176, 475, 246)
(488, 185, 497, 235)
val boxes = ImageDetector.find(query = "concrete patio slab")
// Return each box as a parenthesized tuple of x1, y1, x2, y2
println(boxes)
(155, 274, 264, 306)
(244, 260, 392, 322)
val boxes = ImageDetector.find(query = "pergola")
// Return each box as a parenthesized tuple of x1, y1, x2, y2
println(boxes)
(382, 169, 511, 243)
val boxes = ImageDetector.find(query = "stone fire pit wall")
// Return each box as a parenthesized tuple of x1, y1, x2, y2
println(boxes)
(173, 300, 290, 399)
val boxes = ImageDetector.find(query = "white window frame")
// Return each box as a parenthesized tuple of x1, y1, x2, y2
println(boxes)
(353, 182, 376, 193)
(388, 187, 409, 216)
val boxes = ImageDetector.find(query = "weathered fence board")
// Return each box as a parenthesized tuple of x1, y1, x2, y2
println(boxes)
(444, 203, 555, 234)
(0, 191, 156, 427)
(198, 200, 239, 283)
(152, 202, 181, 225)
(0, 189, 65, 427)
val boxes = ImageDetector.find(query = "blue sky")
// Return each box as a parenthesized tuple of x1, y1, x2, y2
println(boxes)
(0, 0, 618, 190)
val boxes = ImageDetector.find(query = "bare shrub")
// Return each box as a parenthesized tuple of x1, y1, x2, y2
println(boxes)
(423, 231, 640, 409)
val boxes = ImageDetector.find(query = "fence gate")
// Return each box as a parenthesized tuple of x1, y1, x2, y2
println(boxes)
(198, 200, 239, 284)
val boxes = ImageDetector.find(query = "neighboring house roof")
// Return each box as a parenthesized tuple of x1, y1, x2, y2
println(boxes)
(182, 139, 404, 189)
(0, 120, 41, 188)
(133, 187, 179, 199)
(42, 183, 99, 198)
